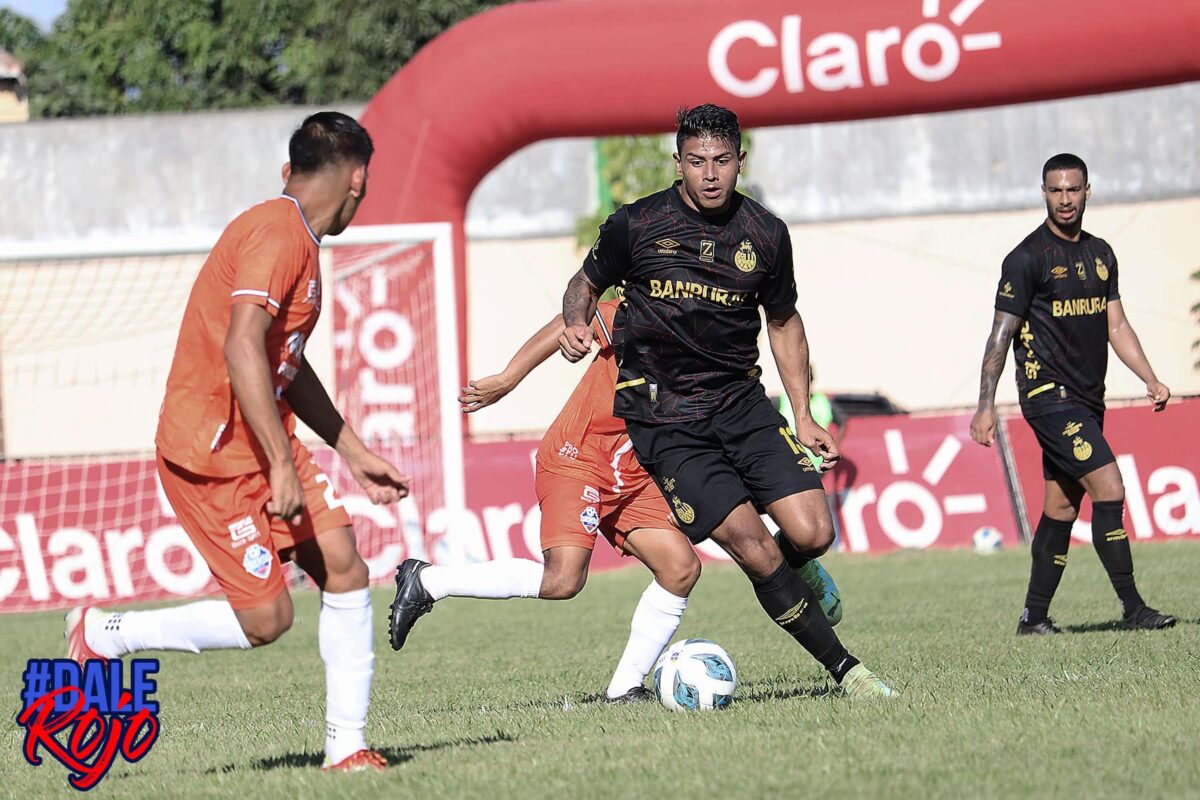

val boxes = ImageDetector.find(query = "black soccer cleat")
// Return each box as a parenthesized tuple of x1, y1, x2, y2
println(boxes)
(1016, 617, 1063, 636)
(1123, 605, 1178, 630)
(388, 558, 433, 651)
(603, 686, 655, 705)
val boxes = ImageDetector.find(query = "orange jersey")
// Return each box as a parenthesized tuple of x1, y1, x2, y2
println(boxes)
(156, 196, 323, 477)
(536, 300, 648, 489)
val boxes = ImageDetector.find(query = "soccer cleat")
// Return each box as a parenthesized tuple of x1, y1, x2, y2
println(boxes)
(65, 606, 108, 665)
(603, 686, 655, 704)
(839, 663, 896, 699)
(773, 533, 843, 626)
(321, 749, 387, 773)
(388, 558, 434, 651)
(1123, 605, 1177, 630)
(1016, 617, 1063, 636)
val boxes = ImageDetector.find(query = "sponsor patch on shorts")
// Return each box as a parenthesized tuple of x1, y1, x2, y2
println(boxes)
(580, 506, 600, 533)
(227, 515, 259, 548)
(581, 485, 601, 504)
(242, 544, 272, 580)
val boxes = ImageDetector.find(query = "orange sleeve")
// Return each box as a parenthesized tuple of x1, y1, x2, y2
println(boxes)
(229, 223, 307, 318)
(591, 300, 619, 349)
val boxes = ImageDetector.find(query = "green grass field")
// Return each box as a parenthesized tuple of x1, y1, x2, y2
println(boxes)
(4, 540, 1199, 799)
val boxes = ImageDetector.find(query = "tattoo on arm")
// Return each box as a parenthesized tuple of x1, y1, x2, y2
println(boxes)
(978, 312, 1021, 408)
(562, 269, 599, 327)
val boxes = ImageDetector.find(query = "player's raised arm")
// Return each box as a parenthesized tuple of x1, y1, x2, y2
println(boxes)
(284, 357, 410, 504)
(1106, 299, 1170, 411)
(225, 303, 305, 524)
(461, 315, 567, 413)
(970, 310, 1023, 446)
(766, 307, 838, 470)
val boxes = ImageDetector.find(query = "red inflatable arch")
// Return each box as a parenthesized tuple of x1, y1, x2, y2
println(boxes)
(356, 0, 1200, 376)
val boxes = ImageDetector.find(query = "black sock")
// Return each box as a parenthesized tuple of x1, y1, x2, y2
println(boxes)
(1091, 500, 1144, 615)
(1022, 515, 1073, 625)
(751, 561, 857, 681)
(773, 531, 811, 569)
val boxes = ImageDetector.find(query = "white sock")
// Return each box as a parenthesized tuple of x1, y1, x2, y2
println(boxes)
(86, 601, 253, 657)
(419, 559, 544, 601)
(606, 580, 688, 699)
(320, 588, 373, 766)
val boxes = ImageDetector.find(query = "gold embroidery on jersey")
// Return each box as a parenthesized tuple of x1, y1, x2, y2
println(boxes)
(1027, 382, 1056, 398)
(998, 281, 1015, 299)
(1019, 320, 1034, 352)
(1051, 265, 1069, 279)
(1075, 261, 1087, 280)
(671, 496, 695, 525)
(1072, 436, 1093, 461)
(1052, 296, 1106, 317)
(1024, 360, 1041, 380)
(699, 239, 715, 263)
(614, 377, 646, 391)
(734, 239, 757, 272)
(1094, 258, 1109, 281)
(1062, 420, 1082, 437)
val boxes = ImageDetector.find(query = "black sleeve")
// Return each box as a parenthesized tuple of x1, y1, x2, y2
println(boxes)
(760, 225, 799, 314)
(994, 246, 1035, 317)
(1107, 251, 1120, 301)
(581, 207, 632, 290)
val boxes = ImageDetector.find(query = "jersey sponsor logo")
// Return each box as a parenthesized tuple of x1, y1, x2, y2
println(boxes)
(1062, 420, 1082, 437)
(1051, 265, 1069, 279)
(708, 2, 1002, 99)
(227, 515, 260, 548)
(242, 544, 272, 580)
(579, 506, 600, 533)
(648, 278, 750, 307)
(655, 238, 680, 254)
(1019, 320, 1034, 352)
(998, 281, 1015, 299)
(1094, 258, 1109, 281)
(699, 239, 716, 263)
(662, 477, 676, 492)
(1052, 296, 1106, 317)
(1024, 359, 1040, 380)
(734, 239, 758, 272)
(305, 278, 321, 310)
(581, 485, 601, 504)
(1075, 261, 1087, 280)
(558, 441, 579, 460)
(1072, 436, 1093, 461)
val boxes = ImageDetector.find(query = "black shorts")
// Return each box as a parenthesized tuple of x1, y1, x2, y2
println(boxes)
(1024, 405, 1115, 481)
(625, 387, 824, 544)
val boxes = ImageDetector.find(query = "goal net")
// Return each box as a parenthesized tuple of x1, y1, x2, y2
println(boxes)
(0, 224, 463, 614)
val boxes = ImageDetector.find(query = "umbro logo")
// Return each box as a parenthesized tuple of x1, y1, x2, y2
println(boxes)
(655, 238, 680, 254)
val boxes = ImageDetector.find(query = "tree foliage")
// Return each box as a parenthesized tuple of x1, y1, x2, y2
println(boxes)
(8, 0, 513, 117)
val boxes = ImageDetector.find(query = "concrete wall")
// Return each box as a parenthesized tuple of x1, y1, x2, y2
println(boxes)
(1, 83, 1198, 455)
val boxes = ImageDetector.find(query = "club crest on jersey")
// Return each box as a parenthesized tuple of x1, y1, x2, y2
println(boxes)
(1062, 420, 1082, 437)
(734, 239, 757, 272)
(581, 485, 601, 504)
(1094, 258, 1109, 281)
(655, 238, 680, 254)
(1051, 265, 1068, 279)
(242, 544, 272, 579)
(1072, 436, 1093, 461)
(699, 239, 715, 264)
(580, 506, 600, 533)
(671, 496, 695, 525)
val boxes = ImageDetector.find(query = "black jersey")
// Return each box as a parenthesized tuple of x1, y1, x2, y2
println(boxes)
(582, 183, 797, 424)
(995, 223, 1121, 417)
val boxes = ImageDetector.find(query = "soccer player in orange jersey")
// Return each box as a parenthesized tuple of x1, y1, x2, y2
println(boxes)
(65, 112, 408, 772)
(388, 299, 700, 702)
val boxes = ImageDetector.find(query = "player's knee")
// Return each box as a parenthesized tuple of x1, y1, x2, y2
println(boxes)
(325, 554, 369, 593)
(539, 568, 586, 600)
(241, 607, 293, 647)
(808, 520, 835, 556)
(656, 556, 701, 597)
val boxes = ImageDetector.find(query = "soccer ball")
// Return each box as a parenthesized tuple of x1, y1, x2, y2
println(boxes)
(972, 526, 1004, 554)
(652, 638, 738, 711)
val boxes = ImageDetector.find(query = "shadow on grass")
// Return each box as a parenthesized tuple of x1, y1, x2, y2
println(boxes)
(1064, 617, 1194, 634)
(204, 732, 517, 774)
(735, 681, 835, 703)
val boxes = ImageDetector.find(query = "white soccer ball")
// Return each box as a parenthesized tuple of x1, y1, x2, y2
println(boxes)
(652, 638, 738, 711)
(972, 526, 1004, 554)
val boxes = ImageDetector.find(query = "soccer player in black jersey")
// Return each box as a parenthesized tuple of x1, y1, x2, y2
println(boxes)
(558, 104, 894, 698)
(971, 153, 1176, 635)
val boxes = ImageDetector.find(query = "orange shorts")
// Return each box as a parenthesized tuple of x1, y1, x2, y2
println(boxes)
(535, 467, 675, 555)
(156, 437, 352, 610)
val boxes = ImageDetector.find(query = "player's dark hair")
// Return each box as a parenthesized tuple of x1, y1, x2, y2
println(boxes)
(289, 111, 374, 174)
(1042, 153, 1088, 185)
(676, 104, 741, 154)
